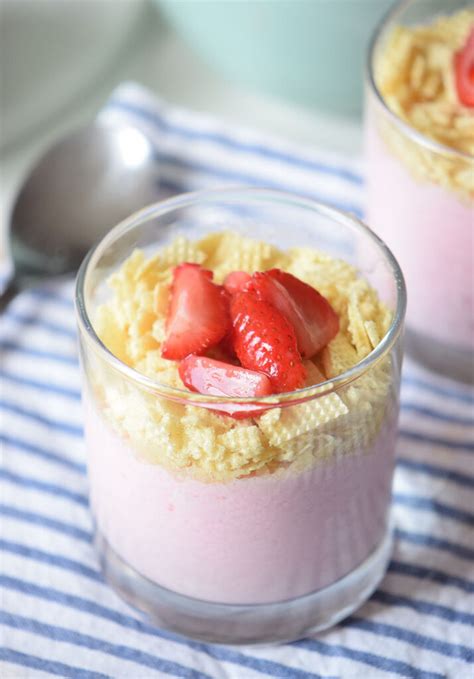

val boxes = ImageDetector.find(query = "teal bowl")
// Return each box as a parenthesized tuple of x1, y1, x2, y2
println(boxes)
(156, 0, 394, 116)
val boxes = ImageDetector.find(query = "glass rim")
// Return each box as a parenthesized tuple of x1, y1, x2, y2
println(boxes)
(75, 187, 406, 407)
(366, 0, 473, 162)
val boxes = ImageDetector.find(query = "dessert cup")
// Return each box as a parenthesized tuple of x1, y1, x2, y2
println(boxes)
(366, 0, 473, 382)
(75, 188, 406, 644)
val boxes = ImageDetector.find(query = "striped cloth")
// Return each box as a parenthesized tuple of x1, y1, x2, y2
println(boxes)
(1, 83, 473, 679)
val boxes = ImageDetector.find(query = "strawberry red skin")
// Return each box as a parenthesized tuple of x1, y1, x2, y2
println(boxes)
(230, 291, 306, 393)
(179, 355, 273, 419)
(454, 27, 474, 108)
(224, 271, 252, 295)
(265, 269, 339, 358)
(162, 263, 230, 360)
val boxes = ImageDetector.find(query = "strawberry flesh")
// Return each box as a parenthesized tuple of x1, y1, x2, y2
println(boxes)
(179, 355, 273, 419)
(249, 269, 339, 357)
(230, 291, 306, 392)
(247, 272, 309, 355)
(224, 270, 252, 295)
(162, 263, 230, 360)
(179, 355, 273, 397)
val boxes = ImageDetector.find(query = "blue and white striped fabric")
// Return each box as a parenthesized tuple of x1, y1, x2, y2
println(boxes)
(1, 83, 473, 679)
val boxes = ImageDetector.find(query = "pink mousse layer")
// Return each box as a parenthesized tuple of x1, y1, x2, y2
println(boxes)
(86, 398, 396, 605)
(366, 113, 474, 351)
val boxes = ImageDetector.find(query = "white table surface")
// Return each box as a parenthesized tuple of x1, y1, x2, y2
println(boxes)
(0, 2, 363, 261)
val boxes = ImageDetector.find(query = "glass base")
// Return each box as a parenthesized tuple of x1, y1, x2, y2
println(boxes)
(405, 328, 474, 384)
(95, 528, 393, 645)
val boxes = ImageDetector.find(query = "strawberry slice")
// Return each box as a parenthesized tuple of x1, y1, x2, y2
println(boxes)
(248, 269, 339, 357)
(179, 355, 273, 397)
(179, 355, 273, 419)
(224, 270, 251, 295)
(230, 291, 306, 392)
(247, 272, 308, 353)
(454, 27, 474, 108)
(162, 263, 230, 360)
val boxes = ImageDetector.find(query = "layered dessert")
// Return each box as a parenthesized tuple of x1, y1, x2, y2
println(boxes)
(367, 9, 473, 370)
(84, 231, 397, 605)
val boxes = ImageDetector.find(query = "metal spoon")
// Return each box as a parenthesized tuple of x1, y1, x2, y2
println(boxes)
(1, 119, 159, 310)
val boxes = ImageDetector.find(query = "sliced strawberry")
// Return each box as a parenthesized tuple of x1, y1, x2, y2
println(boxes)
(230, 291, 306, 392)
(247, 272, 309, 354)
(179, 355, 273, 419)
(162, 263, 230, 360)
(454, 26, 474, 107)
(249, 269, 339, 357)
(224, 270, 252, 295)
(179, 355, 273, 397)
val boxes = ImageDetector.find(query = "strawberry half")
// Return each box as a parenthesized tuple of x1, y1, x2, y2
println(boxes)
(454, 26, 474, 108)
(179, 355, 273, 419)
(248, 269, 339, 357)
(230, 291, 306, 392)
(162, 263, 230, 360)
(224, 270, 251, 295)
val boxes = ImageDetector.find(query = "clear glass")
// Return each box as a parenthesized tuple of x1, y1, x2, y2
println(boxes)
(365, 0, 473, 382)
(75, 188, 406, 644)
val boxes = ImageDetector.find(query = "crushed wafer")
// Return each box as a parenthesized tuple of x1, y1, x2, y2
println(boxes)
(257, 393, 349, 447)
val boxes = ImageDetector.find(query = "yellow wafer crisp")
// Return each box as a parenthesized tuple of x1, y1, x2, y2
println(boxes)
(321, 332, 359, 379)
(220, 425, 265, 455)
(109, 249, 145, 295)
(94, 305, 129, 364)
(218, 426, 278, 473)
(153, 282, 170, 316)
(131, 237, 207, 291)
(102, 384, 179, 464)
(257, 392, 348, 447)
(365, 320, 381, 350)
(285, 248, 357, 314)
(136, 351, 182, 388)
(348, 288, 375, 359)
(229, 238, 277, 272)
(275, 432, 337, 466)
(158, 235, 206, 270)
(200, 232, 285, 281)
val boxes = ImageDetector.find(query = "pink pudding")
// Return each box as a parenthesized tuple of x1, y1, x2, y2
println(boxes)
(85, 394, 397, 605)
(366, 107, 473, 352)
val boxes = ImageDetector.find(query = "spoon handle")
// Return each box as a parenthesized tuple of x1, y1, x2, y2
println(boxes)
(0, 278, 20, 312)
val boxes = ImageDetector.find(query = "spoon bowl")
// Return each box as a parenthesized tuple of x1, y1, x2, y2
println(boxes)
(2, 119, 159, 309)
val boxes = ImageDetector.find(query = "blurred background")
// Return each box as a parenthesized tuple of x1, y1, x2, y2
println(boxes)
(0, 0, 393, 255)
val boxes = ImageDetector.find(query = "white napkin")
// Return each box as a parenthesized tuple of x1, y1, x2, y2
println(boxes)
(1, 83, 473, 679)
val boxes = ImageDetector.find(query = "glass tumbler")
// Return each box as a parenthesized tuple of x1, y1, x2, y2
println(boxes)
(366, 0, 473, 382)
(75, 188, 406, 644)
